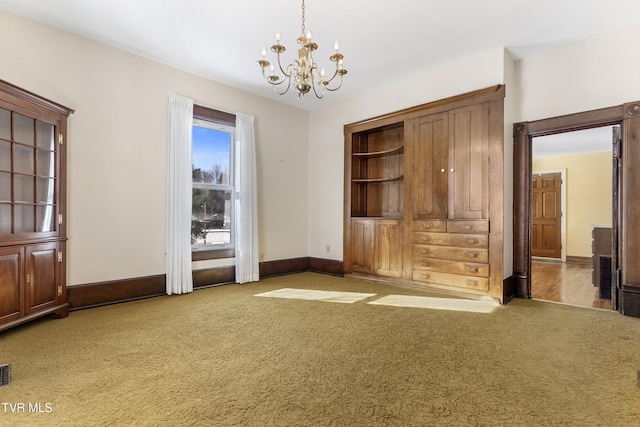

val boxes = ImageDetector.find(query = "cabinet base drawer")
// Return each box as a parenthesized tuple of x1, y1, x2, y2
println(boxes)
(412, 270, 489, 291)
(412, 231, 488, 248)
(447, 220, 489, 234)
(412, 257, 489, 277)
(413, 244, 488, 263)
(413, 220, 447, 232)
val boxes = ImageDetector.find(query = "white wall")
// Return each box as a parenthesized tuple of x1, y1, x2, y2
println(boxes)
(0, 10, 309, 286)
(516, 21, 640, 121)
(307, 49, 508, 263)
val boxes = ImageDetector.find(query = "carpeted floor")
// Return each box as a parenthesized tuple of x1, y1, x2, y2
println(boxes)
(1, 272, 639, 426)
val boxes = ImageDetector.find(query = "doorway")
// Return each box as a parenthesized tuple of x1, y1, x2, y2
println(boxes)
(529, 127, 614, 309)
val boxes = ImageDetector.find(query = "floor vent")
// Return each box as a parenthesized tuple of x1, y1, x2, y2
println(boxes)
(0, 364, 10, 386)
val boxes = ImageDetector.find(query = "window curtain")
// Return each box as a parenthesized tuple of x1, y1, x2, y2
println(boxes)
(235, 113, 259, 284)
(166, 94, 194, 295)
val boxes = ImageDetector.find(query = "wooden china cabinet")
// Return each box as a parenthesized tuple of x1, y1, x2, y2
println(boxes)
(0, 80, 73, 332)
(344, 86, 505, 302)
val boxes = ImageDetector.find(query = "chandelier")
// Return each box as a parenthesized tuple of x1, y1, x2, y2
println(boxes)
(257, 0, 347, 99)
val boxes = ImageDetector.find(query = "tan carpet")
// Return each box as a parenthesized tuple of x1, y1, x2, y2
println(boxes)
(1, 272, 639, 426)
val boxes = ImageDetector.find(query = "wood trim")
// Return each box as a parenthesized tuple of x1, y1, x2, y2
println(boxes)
(566, 256, 591, 265)
(68, 275, 166, 310)
(68, 258, 343, 310)
(0, 79, 74, 117)
(344, 85, 505, 133)
(308, 258, 344, 276)
(513, 101, 640, 318)
(260, 257, 309, 278)
(502, 276, 518, 304)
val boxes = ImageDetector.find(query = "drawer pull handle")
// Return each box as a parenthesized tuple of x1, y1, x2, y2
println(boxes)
(463, 225, 473, 230)
(420, 248, 430, 254)
(423, 223, 434, 229)
(421, 273, 431, 279)
(467, 266, 479, 273)
(466, 237, 478, 244)
(465, 251, 479, 258)
(420, 235, 431, 242)
(466, 279, 479, 286)
(421, 260, 430, 267)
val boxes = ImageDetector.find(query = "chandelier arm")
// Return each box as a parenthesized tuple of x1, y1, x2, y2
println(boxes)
(323, 76, 345, 92)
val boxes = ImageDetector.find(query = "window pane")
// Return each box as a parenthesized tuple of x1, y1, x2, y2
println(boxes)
(14, 144, 34, 174)
(15, 175, 34, 203)
(36, 120, 55, 150)
(191, 188, 231, 246)
(0, 140, 10, 170)
(14, 113, 34, 145)
(0, 172, 10, 202)
(37, 205, 55, 232)
(0, 108, 9, 140)
(37, 177, 55, 204)
(0, 204, 10, 233)
(192, 125, 231, 185)
(15, 204, 34, 233)
(37, 149, 55, 177)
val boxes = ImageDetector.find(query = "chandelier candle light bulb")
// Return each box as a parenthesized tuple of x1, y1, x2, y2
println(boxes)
(257, 0, 347, 99)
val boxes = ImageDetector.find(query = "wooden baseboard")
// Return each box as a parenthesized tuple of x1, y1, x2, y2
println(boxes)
(566, 256, 591, 265)
(68, 257, 344, 311)
(622, 286, 640, 318)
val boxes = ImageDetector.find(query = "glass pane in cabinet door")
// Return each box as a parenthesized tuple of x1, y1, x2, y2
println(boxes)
(14, 114, 35, 145)
(14, 144, 34, 174)
(14, 204, 35, 233)
(0, 108, 10, 140)
(37, 205, 55, 232)
(14, 175, 34, 203)
(37, 177, 55, 204)
(0, 140, 10, 170)
(36, 120, 55, 150)
(0, 204, 11, 234)
(37, 149, 55, 177)
(0, 172, 10, 201)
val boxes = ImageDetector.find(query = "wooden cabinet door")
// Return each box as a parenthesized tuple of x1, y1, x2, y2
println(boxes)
(0, 246, 24, 325)
(448, 103, 490, 219)
(350, 220, 375, 274)
(375, 220, 403, 277)
(413, 113, 448, 219)
(25, 242, 61, 315)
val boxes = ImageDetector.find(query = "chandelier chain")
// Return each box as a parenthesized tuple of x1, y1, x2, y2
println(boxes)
(301, 0, 306, 35)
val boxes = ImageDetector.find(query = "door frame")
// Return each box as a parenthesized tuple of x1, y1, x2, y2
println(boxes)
(531, 168, 567, 262)
(512, 102, 640, 317)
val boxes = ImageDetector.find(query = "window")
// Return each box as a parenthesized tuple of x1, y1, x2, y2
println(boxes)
(191, 105, 236, 259)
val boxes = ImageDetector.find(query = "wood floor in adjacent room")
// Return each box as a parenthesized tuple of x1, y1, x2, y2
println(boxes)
(531, 259, 611, 310)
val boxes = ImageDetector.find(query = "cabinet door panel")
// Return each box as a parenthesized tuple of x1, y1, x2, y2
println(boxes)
(0, 247, 24, 324)
(350, 220, 375, 274)
(414, 113, 448, 219)
(448, 103, 490, 219)
(25, 243, 60, 314)
(375, 220, 403, 277)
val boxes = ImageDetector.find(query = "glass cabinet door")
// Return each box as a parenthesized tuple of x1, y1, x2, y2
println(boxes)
(0, 107, 58, 237)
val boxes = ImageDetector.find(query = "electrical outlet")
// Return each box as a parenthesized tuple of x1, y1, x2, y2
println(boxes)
(326, 245, 330, 253)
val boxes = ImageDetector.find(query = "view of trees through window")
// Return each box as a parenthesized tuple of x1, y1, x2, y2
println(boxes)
(191, 121, 234, 249)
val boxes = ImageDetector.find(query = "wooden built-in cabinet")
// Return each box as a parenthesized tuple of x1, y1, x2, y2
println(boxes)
(344, 86, 505, 301)
(0, 80, 73, 332)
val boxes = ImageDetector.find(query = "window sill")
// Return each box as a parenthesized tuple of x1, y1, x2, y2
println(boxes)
(192, 248, 235, 261)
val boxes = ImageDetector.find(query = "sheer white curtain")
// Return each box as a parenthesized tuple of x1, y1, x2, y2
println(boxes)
(235, 113, 259, 284)
(166, 94, 194, 294)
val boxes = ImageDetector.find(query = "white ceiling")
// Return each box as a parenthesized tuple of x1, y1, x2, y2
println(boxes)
(2, 0, 640, 111)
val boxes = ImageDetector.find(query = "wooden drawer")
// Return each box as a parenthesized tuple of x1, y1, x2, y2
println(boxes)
(412, 232, 488, 248)
(412, 257, 489, 277)
(413, 220, 447, 233)
(413, 244, 488, 263)
(412, 270, 489, 291)
(447, 220, 489, 234)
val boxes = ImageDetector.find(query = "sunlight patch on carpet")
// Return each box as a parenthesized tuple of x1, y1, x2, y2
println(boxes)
(255, 288, 377, 304)
(367, 295, 499, 313)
